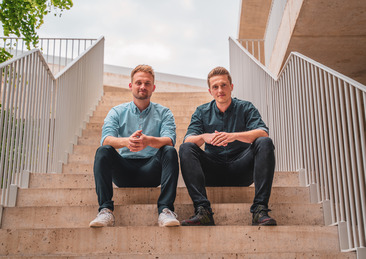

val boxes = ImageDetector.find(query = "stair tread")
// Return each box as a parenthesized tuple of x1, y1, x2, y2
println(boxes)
(2, 252, 354, 259)
(2, 203, 323, 229)
(15, 186, 311, 207)
(0, 226, 342, 255)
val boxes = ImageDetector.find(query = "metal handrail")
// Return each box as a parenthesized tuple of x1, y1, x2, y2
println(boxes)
(0, 37, 104, 207)
(1, 37, 98, 74)
(229, 36, 365, 254)
(237, 39, 264, 64)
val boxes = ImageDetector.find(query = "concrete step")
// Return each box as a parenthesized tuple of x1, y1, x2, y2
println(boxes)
(103, 91, 211, 98)
(29, 171, 300, 188)
(0, 226, 342, 255)
(99, 98, 211, 108)
(0, 252, 355, 259)
(95, 104, 198, 112)
(14, 187, 311, 207)
(1, 203, 323, 229)
(62, 163, 93, 174)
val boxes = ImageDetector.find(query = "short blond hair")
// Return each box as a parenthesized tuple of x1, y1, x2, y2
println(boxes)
(131, 64, 155, 83)
(207, 67, 232, 87)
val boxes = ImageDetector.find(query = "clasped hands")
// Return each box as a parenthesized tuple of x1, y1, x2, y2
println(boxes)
(128, 130, 149, 152)
(202, 130, 235, 147)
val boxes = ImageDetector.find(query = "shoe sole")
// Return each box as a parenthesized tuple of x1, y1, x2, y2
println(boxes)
(159, 220, 180, 227)
(89, 222, 114, 228)
(252, 219, 277, 226)
(181, 222, 215, 226)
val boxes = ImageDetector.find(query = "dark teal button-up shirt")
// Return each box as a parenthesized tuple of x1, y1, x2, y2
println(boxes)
(184, 98, 268, 157)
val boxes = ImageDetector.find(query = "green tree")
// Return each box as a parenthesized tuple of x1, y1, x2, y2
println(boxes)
(0, 0, 73, 63)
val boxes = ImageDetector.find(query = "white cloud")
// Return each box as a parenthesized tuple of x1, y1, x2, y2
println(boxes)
(32, 0, 241, 78)
(120, 43, 171, 60)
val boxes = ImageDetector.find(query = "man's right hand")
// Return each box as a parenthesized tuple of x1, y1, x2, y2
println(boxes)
(128, 130, 144, 152)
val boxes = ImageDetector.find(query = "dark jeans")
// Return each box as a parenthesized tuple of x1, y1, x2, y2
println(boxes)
(179, 137, 275, 213)
(93, 145, 179, 214)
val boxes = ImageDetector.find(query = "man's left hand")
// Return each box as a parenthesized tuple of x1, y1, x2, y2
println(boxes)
(128, 133, 150, 152)
(210, 130, 235, 146)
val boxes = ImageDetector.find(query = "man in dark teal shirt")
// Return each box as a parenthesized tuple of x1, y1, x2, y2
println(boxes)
(179, 67, 277, 226)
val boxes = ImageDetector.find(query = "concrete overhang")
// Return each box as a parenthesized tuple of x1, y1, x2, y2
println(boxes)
(238, 0, 272, 40)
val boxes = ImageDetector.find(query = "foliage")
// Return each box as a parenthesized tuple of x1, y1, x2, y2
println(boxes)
(0, 46, 12, 63)
(0, 0, 73, 62)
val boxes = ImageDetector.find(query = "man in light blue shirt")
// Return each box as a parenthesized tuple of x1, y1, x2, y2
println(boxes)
(89, 64, 180, 228)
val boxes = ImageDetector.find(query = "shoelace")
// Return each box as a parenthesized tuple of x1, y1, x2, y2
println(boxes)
(164, 209, 178, 219)
(99, 209, 114, 220)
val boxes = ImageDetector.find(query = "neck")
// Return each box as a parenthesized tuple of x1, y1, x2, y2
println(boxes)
(133, 98, 150, 112)
(216, 99, 232, 113)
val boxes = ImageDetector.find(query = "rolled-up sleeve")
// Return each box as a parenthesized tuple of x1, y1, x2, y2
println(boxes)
(160, 109, 176, 146)
(101, 108, 120, 146)
(184, 108, 204, 142)
(245, 102, 269, 134)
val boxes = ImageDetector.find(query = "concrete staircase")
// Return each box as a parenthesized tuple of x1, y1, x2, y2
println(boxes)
(0, 85, 356, 258)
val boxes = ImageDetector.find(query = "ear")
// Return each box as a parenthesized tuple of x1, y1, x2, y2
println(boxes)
(129, 83, 132, 90)
(231, 84, 234, 91)
(208, 88, 212, 96)
(152, 84, 156, 92)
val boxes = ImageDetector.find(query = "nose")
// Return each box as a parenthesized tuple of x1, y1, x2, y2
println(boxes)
(140, 83, 147, 89)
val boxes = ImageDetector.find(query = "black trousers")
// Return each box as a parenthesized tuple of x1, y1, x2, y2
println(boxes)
(93, 145, 179, 214)
(179, 137, 275, 213)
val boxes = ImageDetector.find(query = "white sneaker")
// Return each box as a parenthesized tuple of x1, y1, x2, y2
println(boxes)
(158, 208, 180, 227)
(89, 208, 115, 227)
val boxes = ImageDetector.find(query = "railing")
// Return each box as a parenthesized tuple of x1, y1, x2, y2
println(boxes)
(0, 37, 104, 207)
(237, 39, 264, 64)
(0, 37, 97, 74)
(229, 37, 366, 255)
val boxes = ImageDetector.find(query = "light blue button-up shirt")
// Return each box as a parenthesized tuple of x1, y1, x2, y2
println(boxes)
(101, 101, 176, 159)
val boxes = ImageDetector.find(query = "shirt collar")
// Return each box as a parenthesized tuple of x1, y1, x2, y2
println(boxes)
(130, 101, 152, 115)
(213, 98, 234, 115)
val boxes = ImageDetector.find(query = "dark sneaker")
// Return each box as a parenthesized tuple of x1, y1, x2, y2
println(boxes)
(252, 205, 277, 226)
(181, 206, 215, 226)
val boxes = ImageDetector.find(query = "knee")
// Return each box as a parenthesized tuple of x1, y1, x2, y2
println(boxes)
(95, 145, 115, 157)
(94, 145, 118, 163)
(253, 137, 274, 151)
(179, 142, 198, 159)
(160, 145, 178, 157)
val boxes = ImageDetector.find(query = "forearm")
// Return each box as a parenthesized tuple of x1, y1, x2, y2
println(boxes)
(184, 134, 209, 147)
(231, 129, 268, 144)
(102, 136, 129, 149)
(145, 136, 173, 149)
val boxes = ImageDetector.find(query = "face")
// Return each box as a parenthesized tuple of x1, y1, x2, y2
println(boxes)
(129, 72, 155, 100)
(208, 75, 233, 105)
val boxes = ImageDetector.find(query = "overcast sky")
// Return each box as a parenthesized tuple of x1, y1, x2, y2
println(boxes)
(36, 0, 240, 79)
